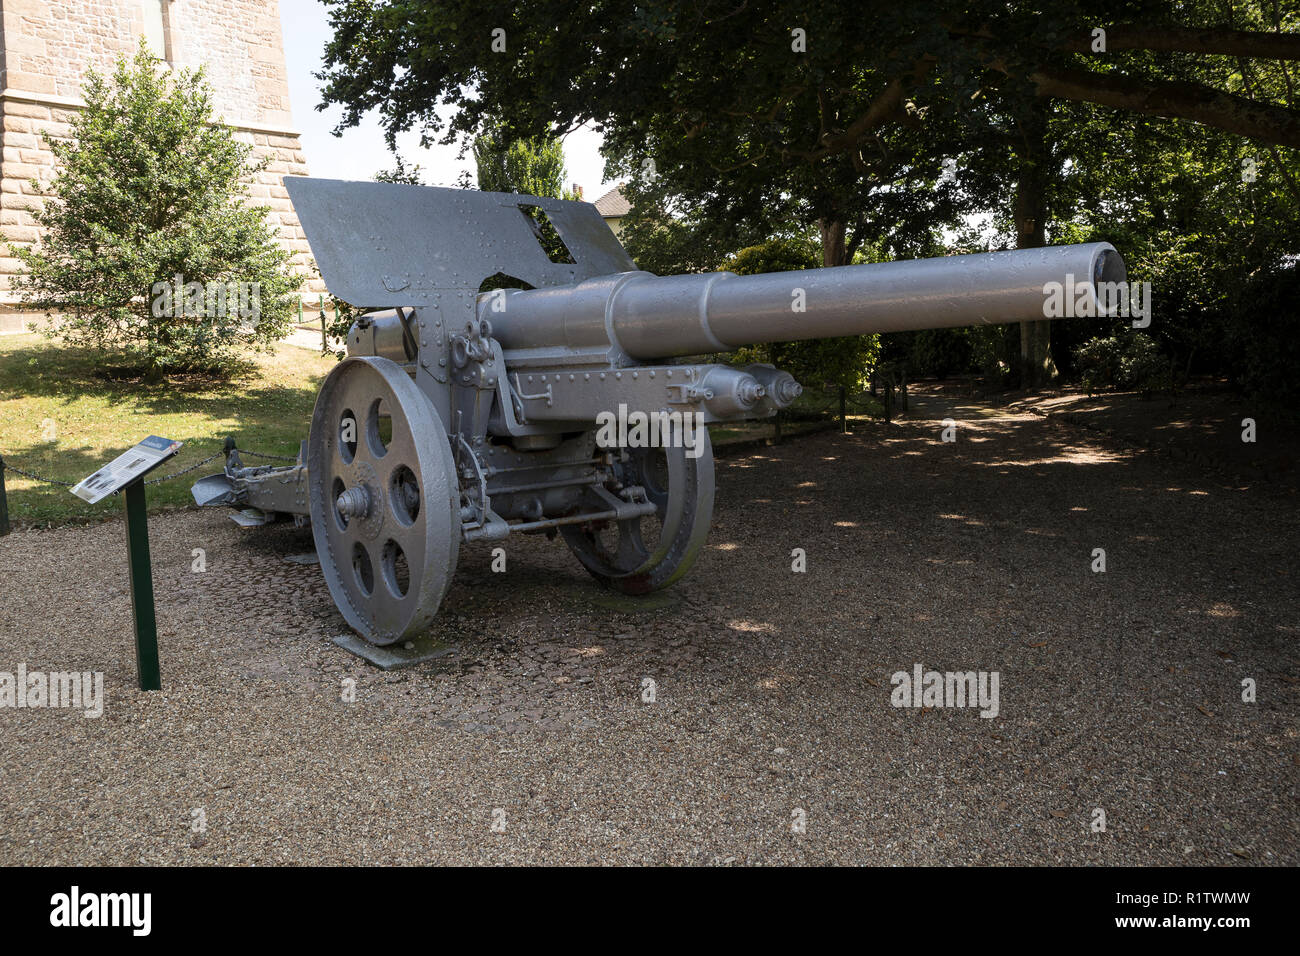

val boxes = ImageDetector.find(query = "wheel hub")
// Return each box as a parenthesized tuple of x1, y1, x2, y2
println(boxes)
(335, 485, 371, 519)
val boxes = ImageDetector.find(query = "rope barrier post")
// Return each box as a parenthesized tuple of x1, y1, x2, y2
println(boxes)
(0, 454, 10, 536)
(320, 295, 328, 353)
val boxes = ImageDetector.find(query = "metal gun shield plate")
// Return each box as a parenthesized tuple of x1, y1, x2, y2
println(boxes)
(283, 177, 637, 306)
(307, 357, 460, 644)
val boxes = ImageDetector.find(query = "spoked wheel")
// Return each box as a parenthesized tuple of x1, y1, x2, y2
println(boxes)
(307, 356, 460, 645)
(561, 430, 715, 594)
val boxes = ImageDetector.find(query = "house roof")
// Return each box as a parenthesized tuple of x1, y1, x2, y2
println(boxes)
(592, 184, 630, 218)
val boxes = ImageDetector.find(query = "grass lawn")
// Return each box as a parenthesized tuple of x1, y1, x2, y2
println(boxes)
(709, 388, 884, 443)
(0, 333, 334, 528)
(0, 333, 884, 528)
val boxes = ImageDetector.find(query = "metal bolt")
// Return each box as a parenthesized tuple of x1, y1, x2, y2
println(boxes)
(738, 379, 765, 406)
(336, 486, 370, 519)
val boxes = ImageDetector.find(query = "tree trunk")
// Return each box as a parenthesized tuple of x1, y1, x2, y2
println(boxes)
(1015, 106, 1056, 388)
(819, 218, 848, 267)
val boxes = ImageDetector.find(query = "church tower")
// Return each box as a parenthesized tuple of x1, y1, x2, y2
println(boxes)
(0, 0, 319, 330)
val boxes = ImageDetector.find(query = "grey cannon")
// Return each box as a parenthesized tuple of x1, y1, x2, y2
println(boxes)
(192, 178, 1126, 646)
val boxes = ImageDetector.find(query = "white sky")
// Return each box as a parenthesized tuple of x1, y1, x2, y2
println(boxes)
(278, 0, 619, 197)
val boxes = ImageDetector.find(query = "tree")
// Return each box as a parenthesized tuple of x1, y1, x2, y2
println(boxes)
(374, 156, 427, 184)
(317, 0, 1300, 389)
(720, 239, 880, 433)
(617, 192, 762, 276)
(11, 43, 300, 376)
(318, 1, 1300, 250)
(1052, 87, 1300, 400)
(473, 120, 574, 198)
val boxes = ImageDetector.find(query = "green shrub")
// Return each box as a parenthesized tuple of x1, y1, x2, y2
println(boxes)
(1075, 333, 1174, 397)
(720, 239, 879, 392)
(1075, 336, 1125, 393)
(1226, 263, 1300, 407)
(906, 328, 973, 380)
(9, 43, 300, 377)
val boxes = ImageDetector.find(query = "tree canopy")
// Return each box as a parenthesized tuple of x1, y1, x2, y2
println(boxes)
(472, 119, 573, 198)
(319, 0, 1300, 263)
(317, 1, 1299, 396)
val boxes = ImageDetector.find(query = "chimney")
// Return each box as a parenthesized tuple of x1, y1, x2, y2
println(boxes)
(573, 183, 584, 199)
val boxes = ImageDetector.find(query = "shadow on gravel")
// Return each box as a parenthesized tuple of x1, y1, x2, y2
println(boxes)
(3, 396, 1294, 864)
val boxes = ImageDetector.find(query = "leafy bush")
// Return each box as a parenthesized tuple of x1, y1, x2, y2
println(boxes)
(1074, 336, 1124, 393)
(9, 43, 300, 376)
(1225, 262, 1300, 407)
(905, 328, 973, 380)
(969, 324, 1018, 388)
(1075, 333, 1174, 397)
(720, 239, 879, 392)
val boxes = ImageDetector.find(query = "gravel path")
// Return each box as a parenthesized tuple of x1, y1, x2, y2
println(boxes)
(0, 405, 1296, 865)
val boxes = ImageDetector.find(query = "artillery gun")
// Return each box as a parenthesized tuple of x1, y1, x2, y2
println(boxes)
(193, 179, 1126, 646)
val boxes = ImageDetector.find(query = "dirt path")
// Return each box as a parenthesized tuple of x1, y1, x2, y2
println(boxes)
(0, 401, 1296, 865)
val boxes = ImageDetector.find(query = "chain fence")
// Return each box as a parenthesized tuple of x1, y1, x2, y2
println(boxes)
(0, 444, 297, 535)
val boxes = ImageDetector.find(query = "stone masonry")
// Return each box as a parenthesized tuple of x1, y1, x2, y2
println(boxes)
(0, 0, 323, 331)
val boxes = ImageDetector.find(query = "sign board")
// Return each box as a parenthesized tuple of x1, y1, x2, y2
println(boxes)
(70, 436, 183, 504)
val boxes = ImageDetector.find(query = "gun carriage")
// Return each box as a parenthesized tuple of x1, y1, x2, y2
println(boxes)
(194, 179, 1126, 645)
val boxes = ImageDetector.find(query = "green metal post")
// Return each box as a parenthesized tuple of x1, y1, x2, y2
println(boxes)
(122, 478, 161, 690)
(320, 294, 328, 352)
(0, 455, 9, 536)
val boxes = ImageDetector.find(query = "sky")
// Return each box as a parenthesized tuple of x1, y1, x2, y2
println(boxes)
(278, 0, 619, 199)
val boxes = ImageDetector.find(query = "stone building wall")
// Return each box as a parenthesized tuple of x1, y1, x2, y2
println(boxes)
(0, 0, 322, 332)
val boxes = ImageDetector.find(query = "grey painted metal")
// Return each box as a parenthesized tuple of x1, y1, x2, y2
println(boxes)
(331, 631, 456, 670)
(561, 436, 715, 594)
(485, 243, 1125, 360)
(501, 363, 777, 424)
(307, 356, 460, 645)
(196, 179, 1128, 649)
(195, 459, 307, 515)
(463, 499, 659, 542)
(191, 472, 235, 507)
(283, 177, 636, 307)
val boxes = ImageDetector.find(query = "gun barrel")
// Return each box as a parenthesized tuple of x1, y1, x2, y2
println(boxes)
(486, 242, 1125, 361)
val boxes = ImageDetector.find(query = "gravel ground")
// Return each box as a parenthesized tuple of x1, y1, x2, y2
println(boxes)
(0, 404, 1296, 865)
(1010, 384, 1300, 492)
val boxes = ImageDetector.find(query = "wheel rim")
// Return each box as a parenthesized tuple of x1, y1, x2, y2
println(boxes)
(308, 356, 459, 644)
(561, 430, 714, 594)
